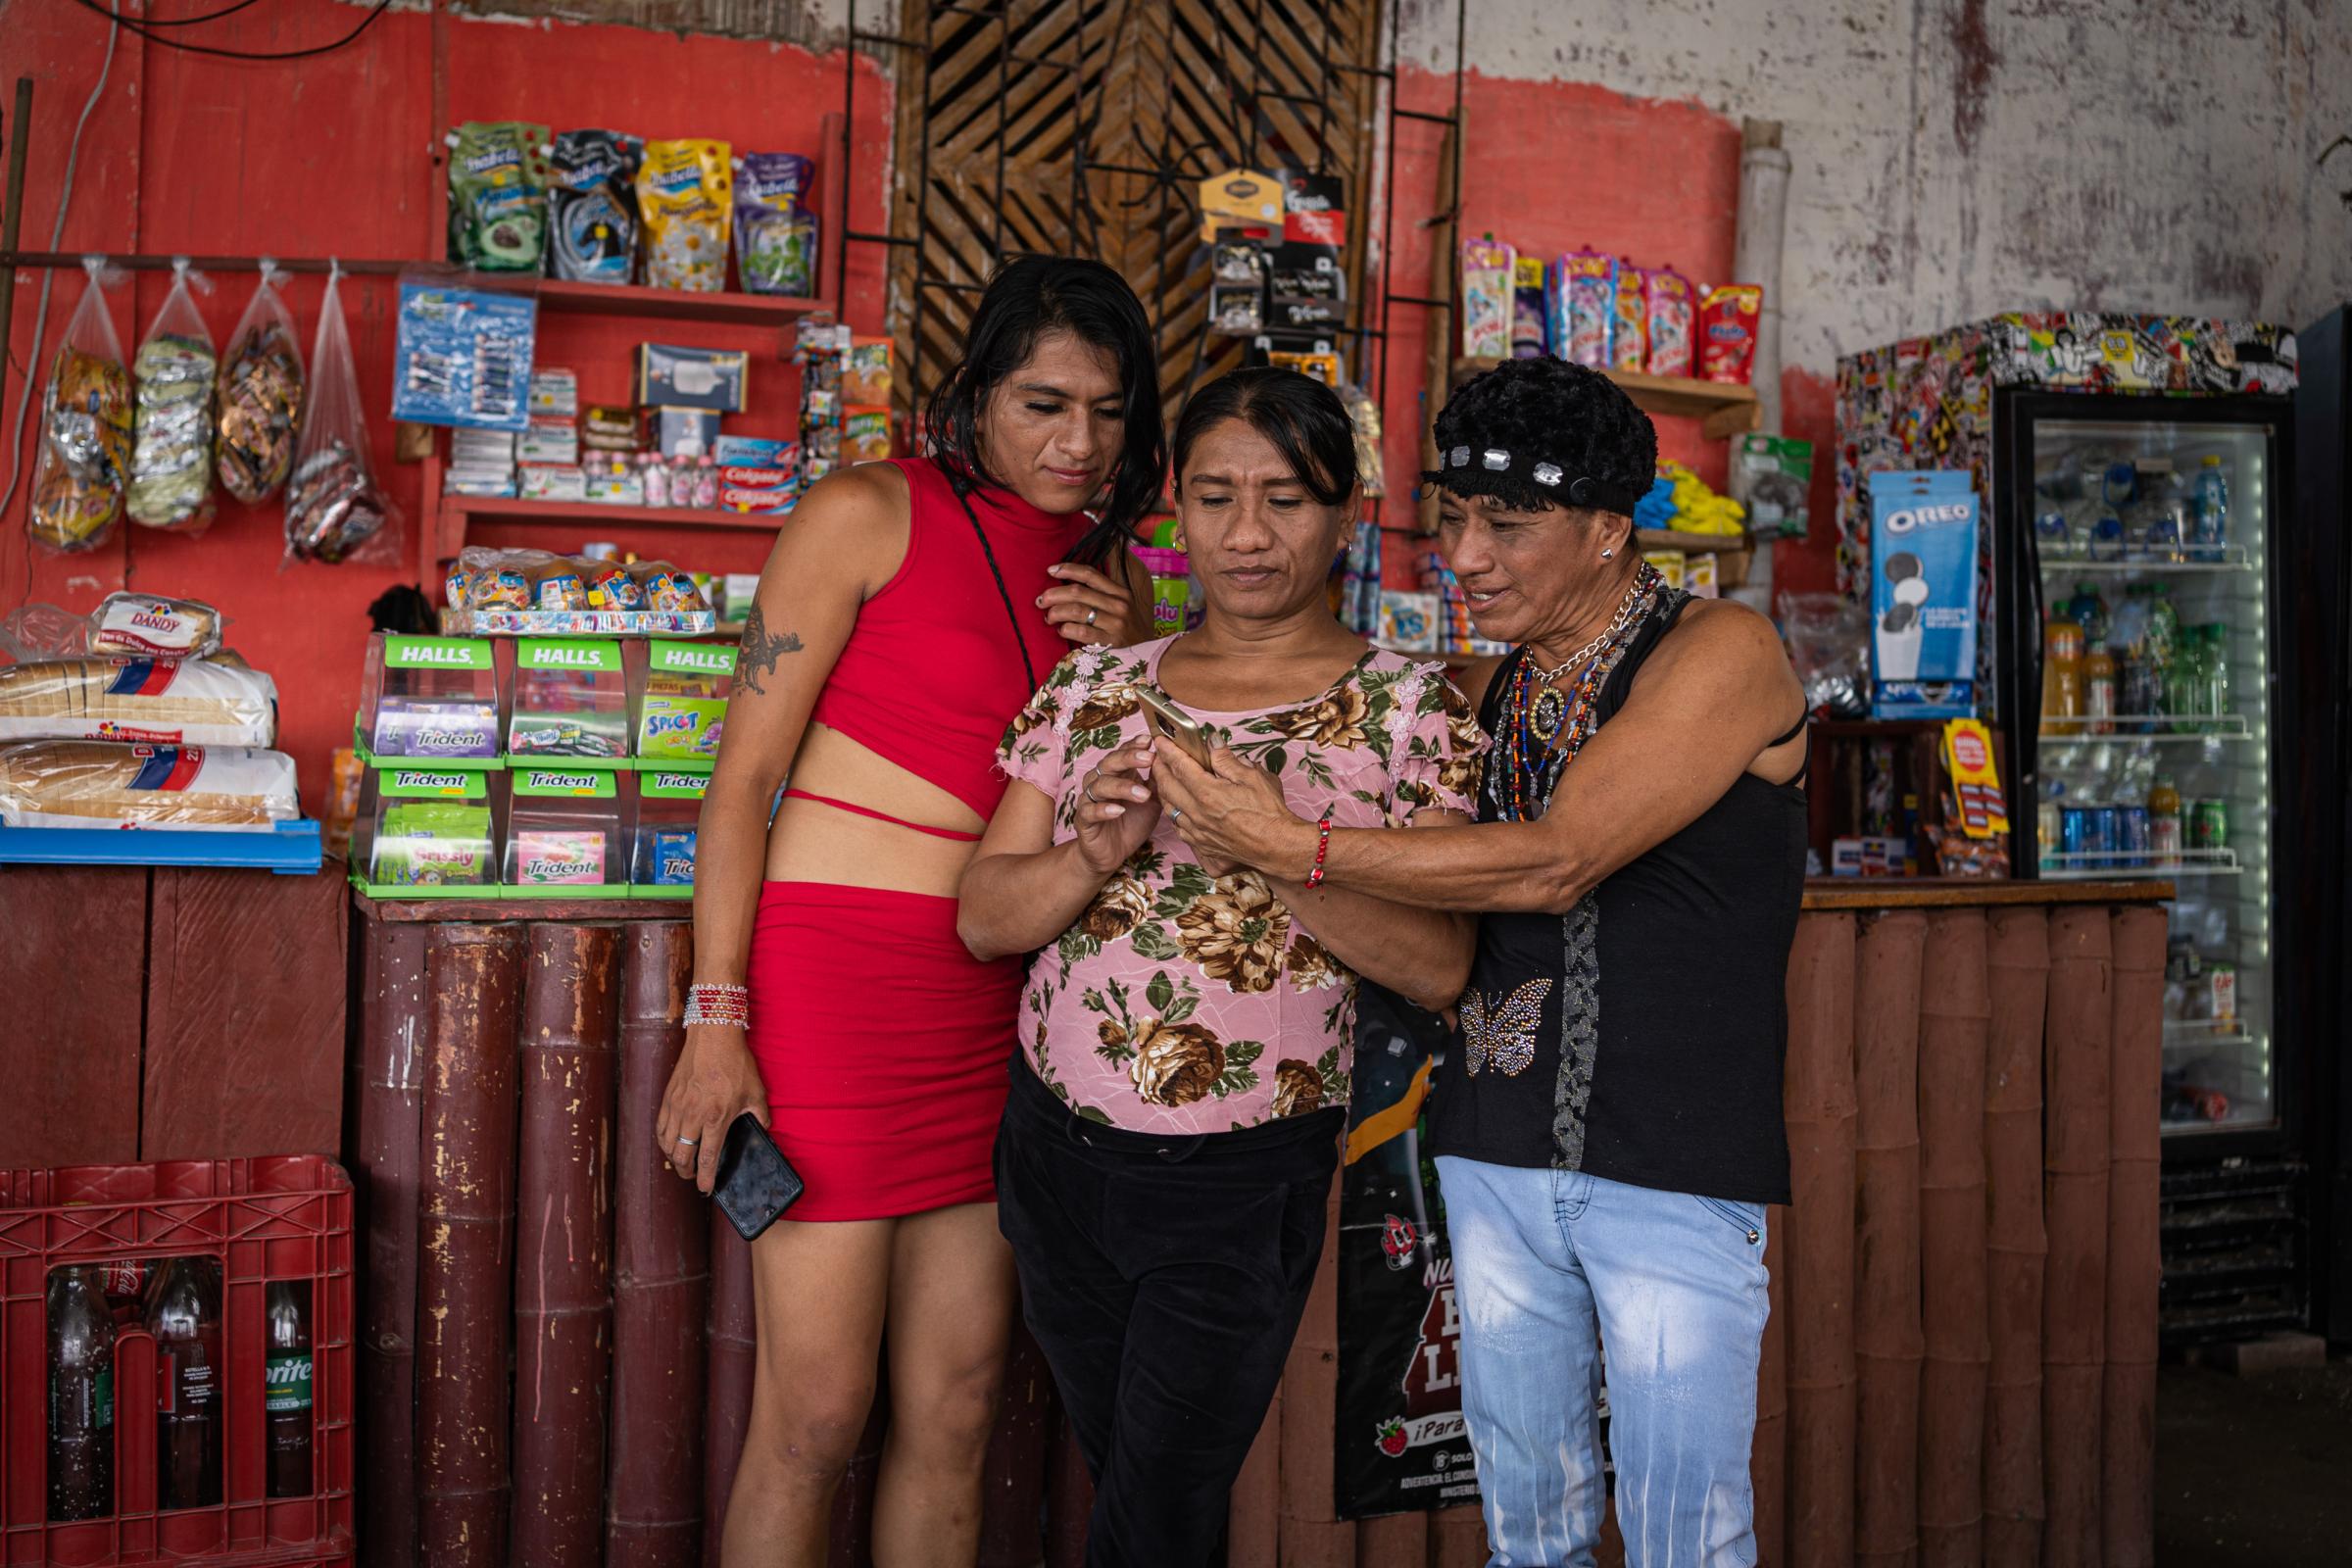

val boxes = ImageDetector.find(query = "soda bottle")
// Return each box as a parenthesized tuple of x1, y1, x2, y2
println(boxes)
(147, 1255, 223, 1511)
(2148, 774, 2183, 867)
(266, 1282, 314, 1498)
(2144, 583, 2181, 667)
(2192, 454, 2230, 563)
(48, 1267, 116, 1522)
(2167, 627, 2208, 734)
(2065, 582, 2110, 649)
(2200, 622, 2232, 731)
(2082, 639, 2118, 735)
(2041, 619, 2085, 735)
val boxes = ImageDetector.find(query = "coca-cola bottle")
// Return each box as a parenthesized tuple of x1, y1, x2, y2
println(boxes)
(47, 1267, 116, 1522)
(265, 1281, 314, 1497)
(146, 1255, 222, 1510)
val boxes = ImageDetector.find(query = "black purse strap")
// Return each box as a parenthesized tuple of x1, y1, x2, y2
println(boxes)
(949, 476, 1042, 695)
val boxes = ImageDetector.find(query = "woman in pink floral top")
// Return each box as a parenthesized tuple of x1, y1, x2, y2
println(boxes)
(957, 368, 1485, 1560)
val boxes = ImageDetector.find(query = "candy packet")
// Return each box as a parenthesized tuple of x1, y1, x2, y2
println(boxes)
(216, 263, 305, 504)
(1643, 268, 1695, 379)
(733, 151, 818, 297)
(126, 259, 220, 532)
(29, 260, 132, 553)
(446, 121, 553, 272)
(1609, 262, 1647, 372)
(285, 266, 400, 565)
(1698, 283, 1764, 384)
(548, 128, 642, 284)
(638, 139, 734, 293)
(1551, 251, 1615, 368)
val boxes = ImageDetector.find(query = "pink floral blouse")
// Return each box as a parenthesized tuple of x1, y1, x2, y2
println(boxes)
(996, 636, 1488, 1133)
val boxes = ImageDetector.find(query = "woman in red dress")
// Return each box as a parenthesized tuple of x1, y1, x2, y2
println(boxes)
(655, 256, 1162, 1564)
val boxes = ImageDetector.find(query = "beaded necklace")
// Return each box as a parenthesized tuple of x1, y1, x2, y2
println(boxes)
(1491, 563, 1664, 823)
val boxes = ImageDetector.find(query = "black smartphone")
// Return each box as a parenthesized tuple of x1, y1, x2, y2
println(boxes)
(711, 1112, 804, 1241)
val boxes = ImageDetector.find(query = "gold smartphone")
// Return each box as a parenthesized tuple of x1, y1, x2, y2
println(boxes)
(1134, 686, 1214, 769)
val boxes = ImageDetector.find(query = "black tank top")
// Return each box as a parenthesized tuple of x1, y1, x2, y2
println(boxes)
(1425, 593, 1804, 1204)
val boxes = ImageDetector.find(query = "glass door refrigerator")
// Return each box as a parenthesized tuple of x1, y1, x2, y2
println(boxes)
(1838, 312, 2334, 1341)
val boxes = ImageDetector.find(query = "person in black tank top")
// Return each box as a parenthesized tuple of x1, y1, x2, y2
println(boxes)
(1152, 359, 1807, 1566)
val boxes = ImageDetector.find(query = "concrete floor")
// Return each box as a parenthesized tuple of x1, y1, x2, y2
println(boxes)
(2155, 1354, 2352, 1565)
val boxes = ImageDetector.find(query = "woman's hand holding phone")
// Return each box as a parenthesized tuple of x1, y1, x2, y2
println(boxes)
(1074, 741, 1162, 874)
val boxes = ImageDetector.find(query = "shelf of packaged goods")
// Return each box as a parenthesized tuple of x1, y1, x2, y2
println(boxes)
(2164, 1020, 2257, 1051)
(2038, 715, 2253, 744)
(535, 278, 835, 327)
(439, 494, 791, 533)
(2040, 848, 2239, 882)
(1450, 358, 1761, 439)
(2036, 554, 2257, 575)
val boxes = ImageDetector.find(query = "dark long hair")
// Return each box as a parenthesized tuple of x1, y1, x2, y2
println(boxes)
(1172, 367, 1357, 507)
(925, 255, 1167, 567)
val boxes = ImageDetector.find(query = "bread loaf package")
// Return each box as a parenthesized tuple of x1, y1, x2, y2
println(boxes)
(87, 592, 224, 658)
(0, 742, 298, 830)
(0, 657, 278, 748)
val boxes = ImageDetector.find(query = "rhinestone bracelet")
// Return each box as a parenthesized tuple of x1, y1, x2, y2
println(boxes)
(684, 983, 751, 1029)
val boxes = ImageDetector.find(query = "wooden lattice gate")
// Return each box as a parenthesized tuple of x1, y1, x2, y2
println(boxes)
(847, 0, 1387, 432)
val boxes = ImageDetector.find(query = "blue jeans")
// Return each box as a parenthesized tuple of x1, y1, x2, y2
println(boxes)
(1436, 1156, 1770, 1568)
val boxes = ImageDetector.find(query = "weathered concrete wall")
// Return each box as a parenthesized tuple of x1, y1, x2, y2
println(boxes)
(1401, 0, 2352, 373)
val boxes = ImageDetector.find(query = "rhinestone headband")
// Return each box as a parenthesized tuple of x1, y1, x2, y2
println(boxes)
(1438, 444, 1642, 516)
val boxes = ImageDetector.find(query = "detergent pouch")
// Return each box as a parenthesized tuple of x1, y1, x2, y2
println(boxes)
(1870, 469, 1978, 720)
(638, 139, 734, 293)
(1550, 251, 1615, 369)
(1698, 283, 1763, 384)
(1458, 238, 1513, 359)
(734, 151, 819, 297)
(1609, 263, 1647, 372)
(1643, 268, 1695, 379)
(548, 129, 642, 284)
(29, 260, 132, 553)
(1510, 256, 1548, 359)
(126, 260, 220, 532)
(447, 121, 552, 272)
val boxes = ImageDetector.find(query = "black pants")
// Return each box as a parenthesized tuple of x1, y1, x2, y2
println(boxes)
(995, 1057, 1343, 1568)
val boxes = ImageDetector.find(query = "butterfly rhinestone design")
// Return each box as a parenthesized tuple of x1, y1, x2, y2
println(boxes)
(1459, 978, 1553, 1077)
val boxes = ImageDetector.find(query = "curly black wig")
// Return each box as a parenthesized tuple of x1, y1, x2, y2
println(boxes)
(1425, 358, 1657, 515)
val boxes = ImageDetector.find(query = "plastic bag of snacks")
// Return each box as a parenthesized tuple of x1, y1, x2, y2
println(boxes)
(126, 260, 220, 531)
(1779, 590, 1868, 720)
(216, 263, 305, 504)
(446, 121, 553, 272)
(1643, 268, 1695, 379)
(548, 128, 642, 284)
(1698, 283, 1763, 385)
(285, 266, 398, 565)
(733, 151, 818, 297)
(637, 139, 733, 293)
(87, 591, 225, 659)
(29, 260, 132, 553)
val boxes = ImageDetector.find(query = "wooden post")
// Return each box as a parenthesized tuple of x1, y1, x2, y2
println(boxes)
(416, 925, 524, 1568)
(355, 917, 431, 1568)
(1045, 1409, 1094, 1568)
(1917, 910, 1990, 1568)
(1356, 1509, 1430, 1568)
(1278, 1172, 1357, 1567)
(1228, 1378, 1282, 1568)
(978, 1326, 1055, 1568)
(2040, 908, 2112, 1568)
(1417, 118, 1460, 537)
(511, 923, 619, 1568)
(1852, 911, 1925, 1568)
(1984, 907, 2050, 1566)
(2102, 907, 2165, 1568)
(701, 1217, 756, 1567)
(1754, 1207, 1788, 1568)
(1429, 1505, 1488, 1568)
(607, 922, 709, 1568)
(1783, 912, 1859, 1567)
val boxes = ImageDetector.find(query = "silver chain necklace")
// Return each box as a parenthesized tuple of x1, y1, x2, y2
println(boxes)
(1529, 569, 1653, 683)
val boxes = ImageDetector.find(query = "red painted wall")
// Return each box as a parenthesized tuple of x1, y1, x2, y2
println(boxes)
(1379, 68, 1838, 599)
(1, 6, 892, 808)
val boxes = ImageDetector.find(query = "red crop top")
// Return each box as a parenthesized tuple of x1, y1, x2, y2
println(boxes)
(807, 458, 1086, 821)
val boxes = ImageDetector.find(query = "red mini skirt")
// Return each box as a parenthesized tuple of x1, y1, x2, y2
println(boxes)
(748, 880, 1023, 1222)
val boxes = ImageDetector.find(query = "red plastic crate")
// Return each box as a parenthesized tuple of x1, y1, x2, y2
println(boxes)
(0, 1156, 354, 1566)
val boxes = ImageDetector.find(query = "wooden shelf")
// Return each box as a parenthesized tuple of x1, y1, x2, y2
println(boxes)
(1451, 358, 1761, 439)
(443, 494, 788, 533)
(534, 278, 834, 327)
(1809, 717, 1949, 738)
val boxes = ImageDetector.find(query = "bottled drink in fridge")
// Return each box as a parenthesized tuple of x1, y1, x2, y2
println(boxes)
(266, 1282, 314, 1498)
(2041, 619, 2085, 734)
(2064, 582, 2110, 649)
(147, 1255, 222, 1511)
(2167, 629, 2208, 733)
(48, 1267, 116, 1523)
(2082, 639, 2118, 734)
(2145, 582, 2182, 665)
(2148, 774, 2183, 867)
(2199, 623, 2232, 730)
(2192, 454, 2230, 562)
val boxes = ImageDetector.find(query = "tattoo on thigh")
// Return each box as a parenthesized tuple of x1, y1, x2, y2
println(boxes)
(737, 604, 804, 696)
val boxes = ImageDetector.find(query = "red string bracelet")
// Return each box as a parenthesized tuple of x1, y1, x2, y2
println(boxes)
(1303, 812, 1334, 888)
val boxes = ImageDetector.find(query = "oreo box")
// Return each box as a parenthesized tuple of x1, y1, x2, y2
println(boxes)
(1869, 469, 1978, 719)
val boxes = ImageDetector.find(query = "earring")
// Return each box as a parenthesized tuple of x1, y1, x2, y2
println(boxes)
(1600, 548, 1614, 560)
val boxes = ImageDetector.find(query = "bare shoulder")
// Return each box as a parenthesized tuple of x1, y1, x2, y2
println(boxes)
(791, 459, 908, 529)
(759, 461, 910, 595)
(1635, 597, 1800, 708)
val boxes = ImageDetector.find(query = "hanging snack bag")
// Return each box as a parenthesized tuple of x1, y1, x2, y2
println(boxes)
(29, 260, 132, 553)
(1644, 268, 1695, 379)
(126, 260, 220, 532)
(1698, 283, 1764, 384)
(285, 267, 399, 565)
(447, 121, 553, 272)
(548, 128, 643, 284)
(733, 151, 818, 297)
(216, 263, 305, 504)
(638, 139, 734, 293)
(1609, 262, 1647, 372)
(1550, 251, 1616, 368)
(842, 337, 894, 406)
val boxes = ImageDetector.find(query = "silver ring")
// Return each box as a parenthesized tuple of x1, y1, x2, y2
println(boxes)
(1086, 607, 1098, 626)
(1169, 806, 1184, 822)
(1084, 776, 1102, 804)
(676, 1136, 700, 1147)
